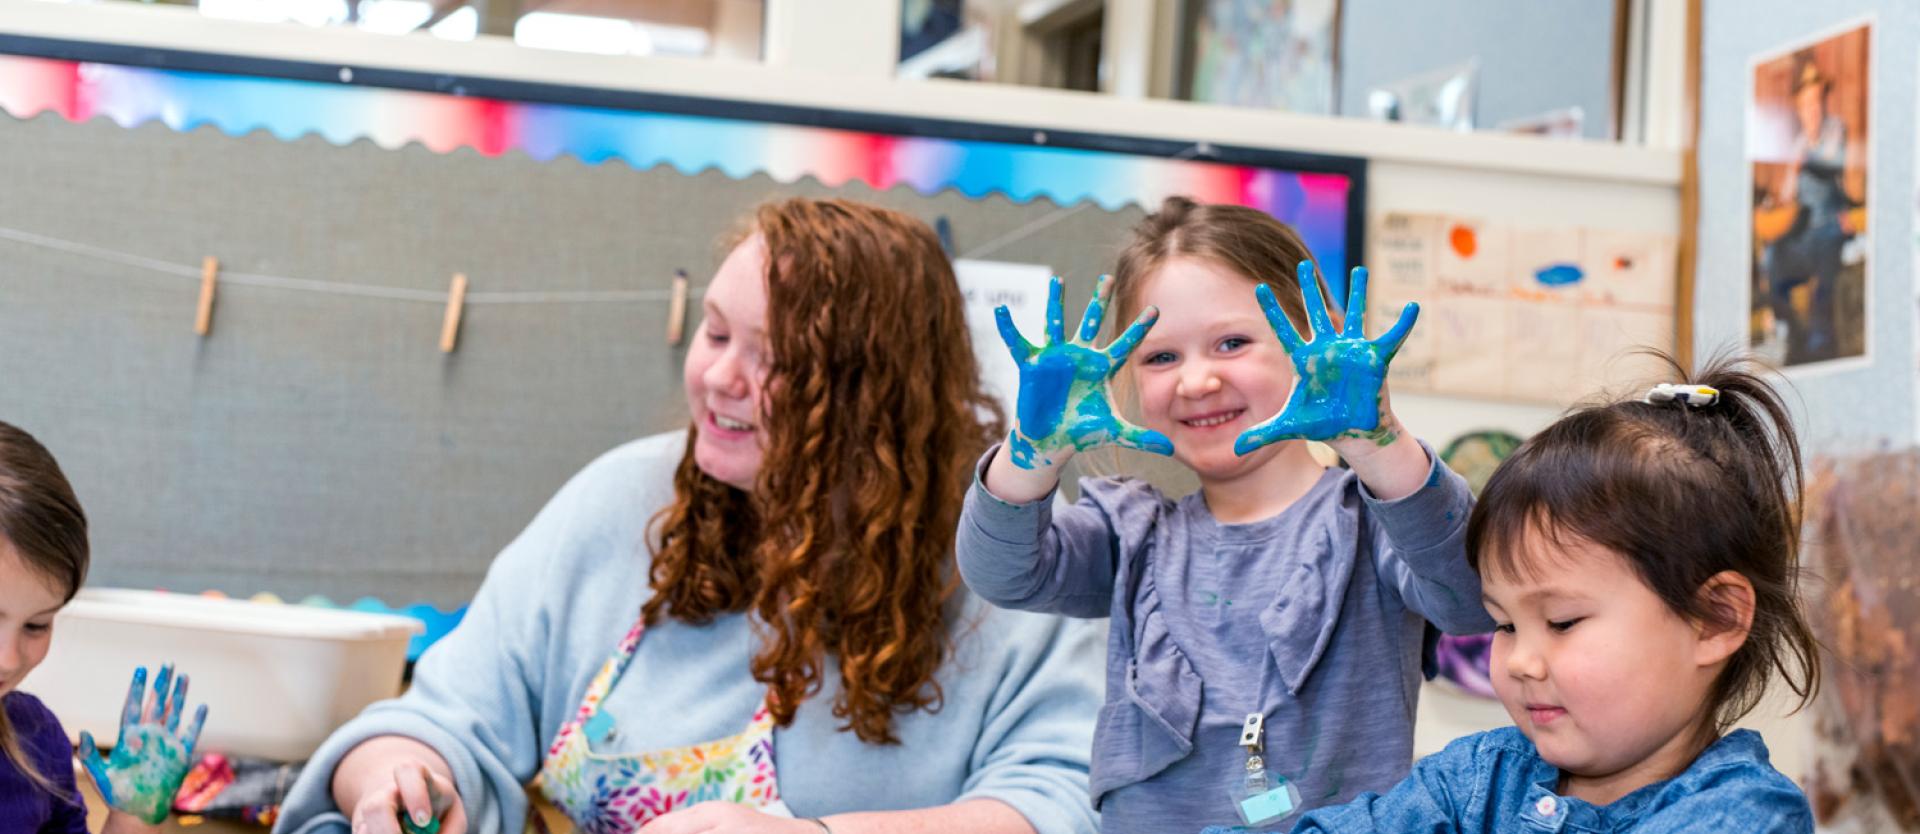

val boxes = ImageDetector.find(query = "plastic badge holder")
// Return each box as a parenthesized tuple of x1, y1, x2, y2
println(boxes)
(1233, 764, 1302, 827)
(1232, 712, 1302, 827)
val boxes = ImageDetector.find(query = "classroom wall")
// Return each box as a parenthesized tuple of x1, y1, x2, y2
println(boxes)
(1695, 1, 1918, 453)
(0, 111, 1138, 608)
(1692, 2, 1920, 819)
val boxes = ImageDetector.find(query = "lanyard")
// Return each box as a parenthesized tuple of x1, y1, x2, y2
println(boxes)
(1232, 648, 1299, 827)
(1239, 648, 1278, 761)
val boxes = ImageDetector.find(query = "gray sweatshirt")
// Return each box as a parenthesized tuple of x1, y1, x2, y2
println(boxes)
(275, 432, 1106, 834)
(956, 444, 1495, 834)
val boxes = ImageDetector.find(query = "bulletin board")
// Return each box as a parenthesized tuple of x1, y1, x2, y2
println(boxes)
(1369, 212, 1679, 405)
(0, 35, 1366, 620)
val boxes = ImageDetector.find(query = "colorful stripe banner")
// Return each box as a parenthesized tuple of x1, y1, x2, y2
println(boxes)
(0, 52, 1356, 274)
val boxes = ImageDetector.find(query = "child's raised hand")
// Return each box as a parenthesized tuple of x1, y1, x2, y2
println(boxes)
(1235, 262, 1418, 454)
(996, 274, 1172, 469)
(77, 663, 208, 825)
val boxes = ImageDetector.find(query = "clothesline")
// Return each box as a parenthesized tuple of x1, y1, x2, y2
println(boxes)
(0, 225, 692, 305)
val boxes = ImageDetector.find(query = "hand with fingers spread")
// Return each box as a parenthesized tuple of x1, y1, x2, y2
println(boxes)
(1235, 261, 1419, 454)
(76, 663, 208, 826)
(996, 274, 1172, 470)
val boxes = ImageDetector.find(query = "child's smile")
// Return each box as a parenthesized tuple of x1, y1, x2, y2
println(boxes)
(1128, 256, 1302, 486)
(1176, 408, 1246, 430)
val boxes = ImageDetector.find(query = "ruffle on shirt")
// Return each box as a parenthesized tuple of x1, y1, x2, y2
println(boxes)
(1084, 475, 1365, 806)
(1258, 492, 1360, 696)
(1090, 538, 1204, 806)
(1075, 477, 1193, 807)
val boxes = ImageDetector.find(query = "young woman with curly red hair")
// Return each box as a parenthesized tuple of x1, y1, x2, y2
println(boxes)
(276, 198, 1104, 834)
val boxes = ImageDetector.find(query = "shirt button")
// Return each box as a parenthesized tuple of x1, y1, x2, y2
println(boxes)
(1535, 796, 1558, 817)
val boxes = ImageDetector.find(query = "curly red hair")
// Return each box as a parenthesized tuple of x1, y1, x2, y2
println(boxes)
(644, 198, 1003, 744)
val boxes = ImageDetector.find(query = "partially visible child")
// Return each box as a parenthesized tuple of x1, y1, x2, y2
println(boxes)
(958, 197, 1493, 832)
(0, 420, 208, 833)
(1292, 353, 1821, 833)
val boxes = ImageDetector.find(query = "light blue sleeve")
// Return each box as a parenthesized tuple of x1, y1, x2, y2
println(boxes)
(1360, 442, 1496, 635)
(955, 446, 1164, 619)
(1630, 807, 1813, 834)
(953, 606, 1106, 834)
(1288, 731, 1481, 834)
(273, 454, 607, 834)
(1622, 770, 1814, 834)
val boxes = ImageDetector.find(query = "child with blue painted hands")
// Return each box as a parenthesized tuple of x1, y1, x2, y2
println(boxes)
(0, 420, 209, 833)
(1290, 355, 1822, 834)
(956, 197, 1494, 833)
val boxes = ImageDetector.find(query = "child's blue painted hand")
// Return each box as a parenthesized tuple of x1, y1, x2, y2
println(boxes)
(997, 274, 1173, 469)
(77, 663, 209, 825)
(1235, 262, 1418, 454)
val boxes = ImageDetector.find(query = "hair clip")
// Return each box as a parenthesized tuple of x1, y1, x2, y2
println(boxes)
(1644, 383, 1719, 408)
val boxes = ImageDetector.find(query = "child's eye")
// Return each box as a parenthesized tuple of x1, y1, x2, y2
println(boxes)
(1492, 622, 1515, 634)
(1548, 618, 1583, 633)
(706, 330, 730, 345)
(23, 622, 51, 634)
(1217, 337, 1251, 352)
(1141, 351, 1176, 365)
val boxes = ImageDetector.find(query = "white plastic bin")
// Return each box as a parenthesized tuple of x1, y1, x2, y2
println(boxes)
(30, 588, 424, 762)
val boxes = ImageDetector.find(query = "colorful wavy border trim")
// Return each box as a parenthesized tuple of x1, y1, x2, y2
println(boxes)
(0, 52, 1352, 273)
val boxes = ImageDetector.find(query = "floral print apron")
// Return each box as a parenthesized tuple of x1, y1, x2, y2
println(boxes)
(533, 615, 788, 833)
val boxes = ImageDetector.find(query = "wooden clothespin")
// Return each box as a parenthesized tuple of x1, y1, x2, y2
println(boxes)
(666, 269, 689, 345)
(440, 273, 468, 353)
(194, 256, 219, 336)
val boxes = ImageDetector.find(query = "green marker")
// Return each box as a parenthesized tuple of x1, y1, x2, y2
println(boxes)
(400, 812, 441, 834)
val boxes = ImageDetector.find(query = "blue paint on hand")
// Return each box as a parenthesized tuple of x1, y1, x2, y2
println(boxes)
(1534, 263, 1585, 286)
(1014, 351, 1075, 441)
(78, 663, 209, 825)
(1235, 262, 1419, 454)
(997, 274, 1173, 468)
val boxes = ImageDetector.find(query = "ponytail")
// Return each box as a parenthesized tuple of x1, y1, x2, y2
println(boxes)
(1468, 348, 1821, 732)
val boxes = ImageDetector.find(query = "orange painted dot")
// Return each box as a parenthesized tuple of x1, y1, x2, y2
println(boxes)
(1449, 225, 1477, 258)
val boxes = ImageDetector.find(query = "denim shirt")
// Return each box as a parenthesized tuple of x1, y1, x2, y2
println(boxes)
(1290, 726, 1812, 834)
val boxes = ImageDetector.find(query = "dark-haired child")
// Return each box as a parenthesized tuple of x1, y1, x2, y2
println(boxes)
(1294, 354, 1821, 833)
